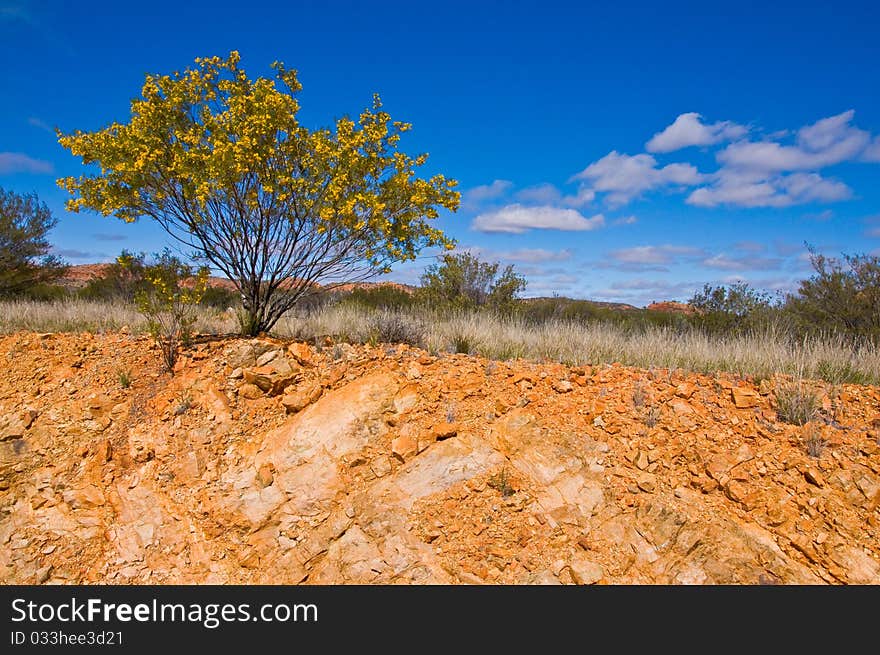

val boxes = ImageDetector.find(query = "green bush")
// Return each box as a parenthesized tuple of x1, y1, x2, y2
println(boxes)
(337, 285, 416, 310)
(0, 187, 68, 297)
(784, 250, 880, 343)
(418, 252, 526, 313)
(689, 282, 779, 335)
(131, 250, 209, 374)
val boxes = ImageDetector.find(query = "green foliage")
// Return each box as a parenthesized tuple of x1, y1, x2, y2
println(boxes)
(514, 297, 691, 332)
(130, 250, 209, 374)
(337, 285, 416, 310)
(418, 252, 526, 313)
(116, 368, 132, 389)
(784, 249, 880, 343)
(689, 282, 777, 334)
(198, 285, 240, 310)
(0, 187, 68, 297)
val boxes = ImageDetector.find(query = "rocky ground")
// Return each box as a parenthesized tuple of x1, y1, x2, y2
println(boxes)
(1, 331, 878, 584)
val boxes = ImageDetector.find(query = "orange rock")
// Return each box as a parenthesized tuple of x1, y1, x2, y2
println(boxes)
(238, 383, 263, 399)
(431, 422, 459, 440)
(675, 383, 696, 399)
(732, 387, 760, 408)
(391, 435, 418, 461)
(288, 342, 315, 367)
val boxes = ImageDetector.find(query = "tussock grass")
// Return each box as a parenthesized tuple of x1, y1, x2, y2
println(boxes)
(3, 299, 879, 385)
(775, 382, 821, 425)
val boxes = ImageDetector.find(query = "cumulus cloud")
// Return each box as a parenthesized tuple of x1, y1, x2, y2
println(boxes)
(717, 110, 870, 172)
(863, 136, 880, 162)
(646, 112, 747, 153)
(0, 152, 53, 175)
(687, 170, 851, 207)
(700, 253, 783, 271)
(612, 215, 638, 226)
(461, 179, 513, 205)
(471, 204, 605, 234)
(515, 184, 561, 204)
(571, 151, 703, 205)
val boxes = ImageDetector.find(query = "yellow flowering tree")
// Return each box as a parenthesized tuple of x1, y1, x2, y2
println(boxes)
(58, 51, 459, 335)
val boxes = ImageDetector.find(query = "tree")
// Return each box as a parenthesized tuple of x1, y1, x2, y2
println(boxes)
(419, 252, 526, 312)
(689, 281, 775, 334)
(0, 187, 67, 297)
(785, 249, 880, 342)
(58, 51, 459, 335)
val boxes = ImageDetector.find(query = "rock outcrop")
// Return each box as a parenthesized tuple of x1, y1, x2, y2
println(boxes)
(1, 332, 878, 584)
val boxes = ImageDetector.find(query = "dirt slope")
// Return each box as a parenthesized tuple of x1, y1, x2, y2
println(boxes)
(1, 332, 878, 584)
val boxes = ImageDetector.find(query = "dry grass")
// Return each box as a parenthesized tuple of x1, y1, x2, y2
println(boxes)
(775, 381, 821, 425)
(2, 299, 879, 385)
(0, 299, 237, 335)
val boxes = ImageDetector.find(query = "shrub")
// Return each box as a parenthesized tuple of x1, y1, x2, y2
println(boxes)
(689, 282, 777, 335)
(338, 285, 416, 310)
(785, 249, 880, 343)
(0, 187, 68, 297)
(131, 250, 209, 374)
(418, 252, 526, 313)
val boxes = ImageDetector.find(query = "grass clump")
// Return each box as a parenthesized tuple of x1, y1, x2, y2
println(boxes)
(775, 382, 820, 425)
(803, 424, 826, 458)
(116, 367, 132, 389)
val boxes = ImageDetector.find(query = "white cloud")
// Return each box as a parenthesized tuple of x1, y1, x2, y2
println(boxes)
(498, 248, 573, 263)
(462, 179, 513, 205)
(514, 183, 595, 208)
(515, 183, 561, 204)
(701, 254, 783, 271)
(863, 136, 880, 162)
(0, 152, 53, 175)
(646, 112, 747, 153)
(612, 215, 638, 226)
(561, 186, 596, 208)
(571, 151, 703, 205)
(687, 170, 851, 207)
(609, 244, 704, 265)
(471, 204, 605, 234)
(717, 110, 870, 172)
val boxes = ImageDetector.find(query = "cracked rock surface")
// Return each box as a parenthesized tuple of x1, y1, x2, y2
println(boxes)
(1, 332, 878, 584)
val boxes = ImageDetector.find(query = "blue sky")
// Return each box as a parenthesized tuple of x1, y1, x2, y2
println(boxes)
(2, 0, 879, 306)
